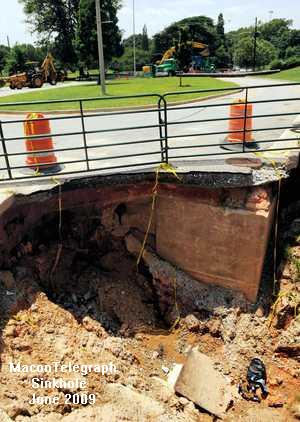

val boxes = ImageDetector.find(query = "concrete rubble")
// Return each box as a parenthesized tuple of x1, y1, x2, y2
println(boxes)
(175, 349, 236, 419)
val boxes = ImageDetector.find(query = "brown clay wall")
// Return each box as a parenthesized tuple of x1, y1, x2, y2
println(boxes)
(0, 180, 275, 302)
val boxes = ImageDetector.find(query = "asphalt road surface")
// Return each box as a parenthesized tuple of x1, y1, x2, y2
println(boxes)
(0, 77, 299, 180)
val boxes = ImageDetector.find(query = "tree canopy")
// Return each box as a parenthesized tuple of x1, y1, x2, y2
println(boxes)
(234, 37, 277, 69)
(153, 16, 217, 55)
(9, 6, 300, 73)
(228, 17, 300, 67)
(0, 45, 10, 75)
(19, 0, 79, 66)
(75, 0, 123, 69)
(18, 0, 123, 69)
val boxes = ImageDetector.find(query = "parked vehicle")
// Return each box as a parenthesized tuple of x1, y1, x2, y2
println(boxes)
(8, 53, 65, 90)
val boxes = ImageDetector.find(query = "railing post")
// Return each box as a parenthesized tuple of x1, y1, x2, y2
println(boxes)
(162, 97, 169, 164)
(79, 100, 90, 171)
(158, 98, 165, 162)
(0, 120, 12, 180)
(158, 97, 169, 163)
(242, 88, 249, 153)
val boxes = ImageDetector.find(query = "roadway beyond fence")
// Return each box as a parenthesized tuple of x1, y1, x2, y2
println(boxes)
(0, 82, 299, 182)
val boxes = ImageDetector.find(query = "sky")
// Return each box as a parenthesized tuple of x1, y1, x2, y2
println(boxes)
(1, 0, 300, 46)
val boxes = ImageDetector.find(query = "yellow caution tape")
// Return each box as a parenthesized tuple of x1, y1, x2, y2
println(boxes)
(136, 162, 181, 268)
(136, 162, 182, 332)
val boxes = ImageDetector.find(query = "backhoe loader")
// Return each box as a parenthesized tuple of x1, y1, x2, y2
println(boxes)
(8, 53, 65, 90)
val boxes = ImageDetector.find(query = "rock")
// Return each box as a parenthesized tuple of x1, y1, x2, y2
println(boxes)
(255, 306, 265, 317)
(241, 408, 286, 422)
(183, 401, 199, 422)
(184, 314, 200, 332)
(11, 339, 32, 352)
(23, 413, 63, 422)
(267, 392, 286, 408)
(178, 397, 190, 406)
(82, 316, 107, 338)
(5, 326, 16, 337)
(275, 343, 300, 358)
(289, 400, 300, 420)
(175, 349, 236, 419)
(6, 403, 30, 419)
(99, 252, 120, 272)
(0, 409, 13, 421)
(101, 383, 164, 421)
(269, 376, 283, 387)
(0, 271, 16, 289)
(167, 364, 183, 389)
(207, 319, 222, 337)
(150, 377, 175, 403)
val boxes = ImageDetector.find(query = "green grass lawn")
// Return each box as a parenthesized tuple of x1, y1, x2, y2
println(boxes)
(261, 66, 300, 82)
(0, 77, 238, 112)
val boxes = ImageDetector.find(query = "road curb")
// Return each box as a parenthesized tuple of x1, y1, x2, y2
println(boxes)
(0, 89, 243, 116)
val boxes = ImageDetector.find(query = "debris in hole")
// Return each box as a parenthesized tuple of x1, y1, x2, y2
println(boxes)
(175, 349, 236, 419)
(0, 202, 299, 420)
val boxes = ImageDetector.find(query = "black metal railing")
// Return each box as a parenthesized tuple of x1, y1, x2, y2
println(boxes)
(0, 82, 299, 181)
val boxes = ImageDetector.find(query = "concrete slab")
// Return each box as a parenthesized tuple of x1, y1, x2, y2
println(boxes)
(175, 349, 236, 419)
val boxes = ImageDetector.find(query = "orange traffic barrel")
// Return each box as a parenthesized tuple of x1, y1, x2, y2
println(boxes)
(221, 99, 259, 151)
(23, 112, 62, 174)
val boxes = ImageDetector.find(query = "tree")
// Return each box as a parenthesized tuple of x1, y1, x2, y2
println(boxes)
(75, 0, 123, 69)
(290, 29, 300, 47)
(4, 44, 46, 74)
(113, 47, 151, 71)
(153, 16, 217, 56)
(216, 13, 225, 43)
(0, 45, 10, 75)
(142, 24, 149, 51)
(215, 13, 230, 68)
(5, 45, 26, 74)
(174, 26, 193, 72)
(19, 0, 79, 67)
(259, 18, 293, 59)
(285, 46, 300, 59)
(215, 44, 231, 68)
(123, 34, 144, 50)
(234, 36, 277, 69)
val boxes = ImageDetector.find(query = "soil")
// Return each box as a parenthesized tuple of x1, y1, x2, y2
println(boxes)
(0, 206, 299, 421)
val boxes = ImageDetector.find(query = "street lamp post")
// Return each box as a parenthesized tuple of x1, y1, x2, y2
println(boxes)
(133, 0, 136, 76)
(253, 17, 258, 71)
(95, 0, 106, 95)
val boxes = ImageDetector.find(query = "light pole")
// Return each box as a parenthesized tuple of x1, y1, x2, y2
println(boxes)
(253, 17, 258, 71)
(133, 0, 136, 76)
(95, 0, 106, 95)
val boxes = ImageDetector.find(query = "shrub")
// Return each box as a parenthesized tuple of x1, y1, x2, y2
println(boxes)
(269, 59, 283, 70)
(282, 56, 300, 69)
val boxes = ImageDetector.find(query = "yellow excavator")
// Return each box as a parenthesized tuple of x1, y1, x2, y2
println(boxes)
(155, 41, 212, 75)
(8, 53, 65, 90)
(158, 41, 209, 64)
